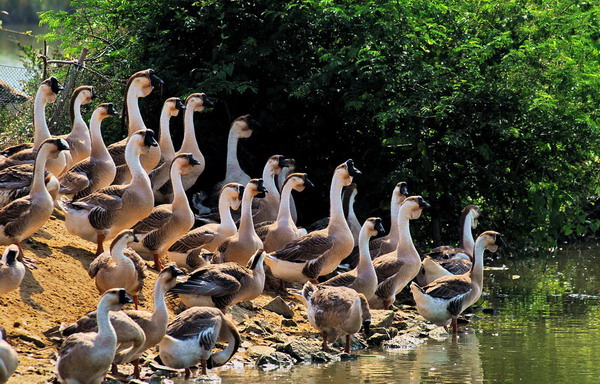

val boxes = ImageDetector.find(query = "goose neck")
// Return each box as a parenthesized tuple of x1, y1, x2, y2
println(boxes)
(218, 197, 237, 232)
(33, 88, 51, 149)
(126, 86, 144, 136)
(460, 211, 475, 254)
(388, 196, 401, 241)
(276, 182, 294, 225)
(31, 145, 51, 197)
(262, 167, 280, 201)
(238, 190, 255, 236)
(328, 174, 347, 227)
(396, 210, 417, 260)
(96, 297, 117, 343)
(180, 108, 199, 153)
(89, 112, 110, 160)
(211, 325, 240, 366)
(159, 110, 176, 157)
(225, 131, 242, 174)
(470, 238, 486, 287)
(151, 279, 169, 328)
(71, 97, 86, 134)
(110, 242, 130, 264)
(127, 142, 149, 186)
(170, 164, 188, 210)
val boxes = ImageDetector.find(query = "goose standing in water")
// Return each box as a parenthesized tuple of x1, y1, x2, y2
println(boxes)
(150, 97, 185, 203)
(369, 196, 430, 309)
(88, 229, 146, 309)
(255, 173, 313, 252)
(130, 153, 201, 270)
(61, 85, 97, 169)
(58, 103, 119, 200)
(295, 281, 371, 353)
(170, 249, 267, 311)
(411, 231, 504, 334)
(0, 327, 19, 383)
(108, 69, 163, 184)
(265, 160, 361, 283)
(158, 307, 241, 378)
(212, 179, 267, 265)
(320, 217, 384, 300)
(56, 288, 133, 384)
(168, 183, 243, 268)
(0, 138, 70, 266)
(253, 155, 289, 224)
(61, 129, 157, 255)
(0, 245, 26, 295)
(0, 77, 66, 176)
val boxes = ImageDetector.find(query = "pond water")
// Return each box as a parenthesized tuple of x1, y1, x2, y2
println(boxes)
(0, 23, 45, 91)
(202, 244, 600, 384)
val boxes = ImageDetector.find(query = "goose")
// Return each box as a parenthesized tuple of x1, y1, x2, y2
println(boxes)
(158, 307, 241, 378)
(0, 164, 51, 209)
(62, 85, 97, 169)
(176, 93, 213, 192)
(265, 160, 361, 283)
(58, 103, 119, 200)
(294, 281, 371, 353)
(61, 129, 157, 255)
(168, 183, 244, 268)
(345, 183, 361, 246)
(320, 217, 384, 300)
(305, 183, 359, 234)
(0, 77, 67, 176)
(56, 288, 133, 384)
(213, 114, 259, 191)
(369, 196, 430, 310)
(343, 182, 409, 269)
(170, 249, 266, 310)
(150, 97, 185, 203)
(129, 153, 201, 270)
(0, 245, 26, 295)
(255, 173, 313, 252)
(0, 327, 19, 383)
(0, 138, 70, 265)
(212, 179, 267, 265)
(411, 231, 505, 334)
(253, 155, 289, 223)
(88, 229, 147, 309)
(108, 69, 163, 184)
(276, 158, 298, 223)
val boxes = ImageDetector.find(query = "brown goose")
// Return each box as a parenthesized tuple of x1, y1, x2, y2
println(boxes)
(88, 229, 147, 309)
(265, 160, 361, 283)
(255, 173, 313, 252)
(129, 153, 200, 270)
(108, 69, 163, 184)
(0, 138, 69, 264)
(158, 307, 241, 378)
(58, 103, 118, 200)
(0, 77, 65, 176)
(212, 179, 267, 266)
(168, 182, 243, 268)
(411, 231, 504, 334)
(61, 129, 157, 255)
(0, 245, 26, 295)
(253, 155, 289, 223)
(0, 327, 19, 383)
(295, 281, 371, 353)
(61, 85, 97, 169)
(369, 196, 430, 310)
(56, 288, 133, 384)
(320, 217, 384, 300)
(170, 249, 266, 311)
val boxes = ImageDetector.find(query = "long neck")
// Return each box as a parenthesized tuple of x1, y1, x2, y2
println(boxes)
(151, 278, 169, 330)
(470, 238, 486, 287)
(127, 143, 149, 186)
(33, 89, 51, 149)
(218, 196, 237, 232)
(238, 189, 255, 235)
(89, 113, 110, 160)
(225, 131, 242, 176)
(327, 174, 347, 227)
(159, 110, 176, 158)
(357, 229, 375, 273)
(395, 209, 417, 259)
(110, 242, 131, 265)
(460, 212, 475, 254)
(31, 146, 50, 196)
(262, 166, 280, 201)
(96, 298, 117, 343)
(171, 164, 188, 212)
(126, 87, 144, 136)
(180, 109, 199, 153)
(276, 182, 294, 226)
(71, 97, 86, 135)
(388, 195, 401, 240)
(211, 324, 241, 366)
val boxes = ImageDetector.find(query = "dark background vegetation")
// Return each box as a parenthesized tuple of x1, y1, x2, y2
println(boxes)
(2, 0, 599, 253)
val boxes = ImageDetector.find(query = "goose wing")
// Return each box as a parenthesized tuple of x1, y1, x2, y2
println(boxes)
(132, 205, 173, 234)
(0, 143, 33, 158)
(87, 252, 113, 278)
(169, 265, 244, 297)
(123, 248, 148, 281)
(0, 164, 35, 187)
(438, 259, 472, 275)
(0, 197, 33, 237)
(166, 307, 221, 339)
(107, 141, 126, 165)
(426, 246, 470, 260)
(254, 221, 273, 242)
(373, 254, 406, 282)
(270, 231, 333, 263)
(72, 185, 126, 210)
(320, 271, 357, 288)
(168, 227, 217, 253)
(422, 275, 473, 300)
(59, 168, 91, 196)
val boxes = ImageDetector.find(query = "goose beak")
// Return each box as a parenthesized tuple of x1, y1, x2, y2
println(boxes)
(418, 198, 431, 209)
(189, 156, 202, 166)
(375, 220, 385, 235)
(91, 89, 98, 99)
(119, 290, 134, 305)
(107, 104, 120, 116)
(248, 117, 261, 130)
(346, 159, 362, 176)
(399, 183, 409, 196)
(202, 94, 214, 108)
(304, 177, 315, 188)
(57, 139, 70, 152)
(144, 129, 158, 147)
(175, 99, 186, 111)
(495, 234, 506, 248)
(150, 73, 164, 87)
(279, 157, 289, 169)
(50, 77, 64, 94)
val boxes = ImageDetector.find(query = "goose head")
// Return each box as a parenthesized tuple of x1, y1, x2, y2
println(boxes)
(95, 103, 120, 121)
(40, 138, 70, 159)
(163, 97, 185, 117)
(265, 155, 289, 177)
(130, 129, 158, 154)
(284, 172, 314, 192)
(400, 196, 430, 220)
(110, 229, 139, 253)
(185, 93, 213, 113)
(127, 69, 163, 98)
(71, 85, 96, 107)
(157, 263, 186, 290)
(221, 182, 244, 210)
(477, 231, 505, 253)
(231, 114, 259, 139)
(101, 288, 134, 311)
(40, 76, 64, 103)
(171, 153, 202, 175)
(2, 245, 20, 266)
(335, 159, 362, 186)
(394, 181, 409, 204)
(247, 178, 268, 199)
(463, 205, 481, 229)
(364, 217, 385, 238)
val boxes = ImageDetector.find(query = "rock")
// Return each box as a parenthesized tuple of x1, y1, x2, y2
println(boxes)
(256, 352, 295, 370)
(247, 345, 276, 358)
(277, 339, 320, 362)
(367, 333, 392, 346)
(238, 301, 256, 311)
(383, 334, 425, 350)
(264, 333, 288, 344)
(281, 319, 297, 327)
(428, 327, 449, 342)
(263, 296, 295, 319)
(311, 351, 335, 363)
(242, 320, 269, 335)
(369, 310, 395, 328)
(241, 340, 254, 348)
(339, 353, 358, 361)
(14, 332, 46, 348)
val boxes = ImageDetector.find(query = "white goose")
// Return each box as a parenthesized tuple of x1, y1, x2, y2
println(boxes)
(0, 327, 19, 383)
(62, 85, 97, 168)
(253, 155, 289, 223)
(0, 245, 25, 295)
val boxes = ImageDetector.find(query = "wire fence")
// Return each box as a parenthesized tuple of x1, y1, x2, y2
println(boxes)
(0, 65, 34, 105)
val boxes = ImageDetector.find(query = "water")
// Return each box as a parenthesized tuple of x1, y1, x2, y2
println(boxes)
(0, 23, 45, 91)
(207, 244, 600, 383)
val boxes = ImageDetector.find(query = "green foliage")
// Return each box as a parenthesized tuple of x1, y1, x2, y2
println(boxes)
(36, 0, 599, 252)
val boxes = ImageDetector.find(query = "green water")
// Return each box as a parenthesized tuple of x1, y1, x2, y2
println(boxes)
(204, 244, 600, 383)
